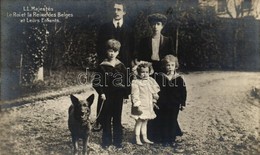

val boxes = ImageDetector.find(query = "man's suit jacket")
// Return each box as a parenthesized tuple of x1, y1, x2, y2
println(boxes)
(137, 35, 176, 72)
(96, 21, 134, 68)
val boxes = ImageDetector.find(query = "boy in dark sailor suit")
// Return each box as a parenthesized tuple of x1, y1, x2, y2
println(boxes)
(148, 55, 186, 150)
(92, 39, 129, 148)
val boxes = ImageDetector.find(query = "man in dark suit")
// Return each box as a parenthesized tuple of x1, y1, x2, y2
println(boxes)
(96, 1, 134, 68)
(94, 1, 134, 131)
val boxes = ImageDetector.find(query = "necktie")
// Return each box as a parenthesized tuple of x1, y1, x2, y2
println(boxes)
(117, 22, 120, 29)
(115, 22, 120, 40)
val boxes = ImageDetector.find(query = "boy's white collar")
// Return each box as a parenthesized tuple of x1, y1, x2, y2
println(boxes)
(163, 72, 180, 80)
(100, 59, 122, 67)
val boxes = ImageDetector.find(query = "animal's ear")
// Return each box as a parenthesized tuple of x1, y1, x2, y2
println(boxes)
(70, 95, 79, 106)
(86, 94, 94, 107)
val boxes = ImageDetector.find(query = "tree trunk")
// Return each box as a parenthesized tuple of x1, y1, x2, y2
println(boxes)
(35, 67, 44, 81)
(233, 27, 239, 70)
(176, 26, 179, 55)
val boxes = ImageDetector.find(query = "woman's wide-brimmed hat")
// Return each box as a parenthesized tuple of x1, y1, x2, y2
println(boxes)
(147, 13, 167, 25)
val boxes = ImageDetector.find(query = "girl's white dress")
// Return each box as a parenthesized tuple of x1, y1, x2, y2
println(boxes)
(131, 77, 160, 120)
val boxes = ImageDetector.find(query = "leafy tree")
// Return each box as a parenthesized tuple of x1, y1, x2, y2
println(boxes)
(167, 3, 221, 70)
(21, 24, 48, 84)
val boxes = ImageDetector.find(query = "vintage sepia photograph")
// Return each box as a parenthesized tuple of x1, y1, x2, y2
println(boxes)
(1, 0, 260, 154)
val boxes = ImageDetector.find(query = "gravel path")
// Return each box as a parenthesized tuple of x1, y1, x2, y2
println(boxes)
(0, 71, 259, 155)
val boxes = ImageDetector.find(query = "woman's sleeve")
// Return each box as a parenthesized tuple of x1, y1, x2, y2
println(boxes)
(168, 37, 176, 56)
(137, 38, 145, 61)
(131, 81, 141, 107)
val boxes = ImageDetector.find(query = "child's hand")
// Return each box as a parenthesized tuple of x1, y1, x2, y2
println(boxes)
(123, 99, 129, 104)
(180, 106, 185, 111)
(135, 106, 143, 115)
(100, 94, 106, 100)
(152, 93, 159, 100)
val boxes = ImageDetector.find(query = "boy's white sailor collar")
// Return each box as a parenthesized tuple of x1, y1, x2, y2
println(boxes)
(100, 59, 122, 67)
(113, 18, 123, 28)
(162, 72, 181, 80)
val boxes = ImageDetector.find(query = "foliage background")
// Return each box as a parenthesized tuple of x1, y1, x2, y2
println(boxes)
(1, 0, 260, 99)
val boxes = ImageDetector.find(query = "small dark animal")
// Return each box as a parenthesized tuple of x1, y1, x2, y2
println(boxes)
(68, 94, 94, 155)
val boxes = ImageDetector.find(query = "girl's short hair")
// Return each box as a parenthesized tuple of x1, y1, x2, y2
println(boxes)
(161, 54, 179, 69)
(106, 39, 121, 51)
(148, 13, 167, 25)
(136, 62, 154, 75)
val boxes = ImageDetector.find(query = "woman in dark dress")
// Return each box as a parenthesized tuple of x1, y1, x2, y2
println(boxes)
(136, 13, 175, 73)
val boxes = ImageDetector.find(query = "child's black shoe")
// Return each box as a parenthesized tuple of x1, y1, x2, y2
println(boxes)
(173, 142, 184, 153)
(92, 122, 102, 132)
(113, 142, 122, 148)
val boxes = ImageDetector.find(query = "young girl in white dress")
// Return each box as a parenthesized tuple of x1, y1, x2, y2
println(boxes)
(131, 62, 160, 145)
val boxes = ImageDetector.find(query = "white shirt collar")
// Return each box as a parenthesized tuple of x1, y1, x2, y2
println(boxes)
(100, 58, 122, 67)
(113, 18, 123, 28)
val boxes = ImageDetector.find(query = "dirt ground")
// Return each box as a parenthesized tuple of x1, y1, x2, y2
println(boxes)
(0, 71, 259, 155)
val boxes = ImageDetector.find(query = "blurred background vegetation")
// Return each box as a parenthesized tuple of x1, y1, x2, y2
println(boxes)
(1, 0, 260, 99)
